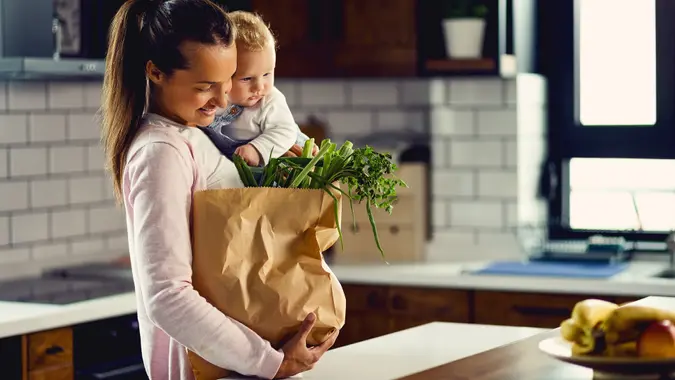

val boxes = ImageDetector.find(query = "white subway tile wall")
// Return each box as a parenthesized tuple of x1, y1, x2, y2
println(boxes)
(279, 79, 430, 142)
(429, 75, 548, 261)
(0, 76, 546, 275)
(0, 80, 125, 277)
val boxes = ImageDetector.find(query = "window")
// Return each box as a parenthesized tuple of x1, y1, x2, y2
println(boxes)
(569, 158, 675, 232)
(578, 0, 657, 126)
(542, 0, 675, 242)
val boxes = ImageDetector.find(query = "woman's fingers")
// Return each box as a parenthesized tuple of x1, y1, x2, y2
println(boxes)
(297, 312, 316, 343)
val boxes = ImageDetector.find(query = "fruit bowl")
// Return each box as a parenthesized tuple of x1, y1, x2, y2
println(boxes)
(539, 337, 675, 378)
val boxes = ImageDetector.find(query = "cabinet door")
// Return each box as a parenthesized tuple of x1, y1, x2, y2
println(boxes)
(250, 0, 336, 77)
(388, 286, 470, 324)
(28, 365, 73, 380)
(335, 284, 391, 347)
(335, 0, 417, 76)
(27, 327, 73, 373)
(0, 335, 24, 379)
(473, 291, 624, 328)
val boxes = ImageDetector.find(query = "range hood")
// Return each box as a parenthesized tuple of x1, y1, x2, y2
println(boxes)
(0, 0, 108, 80)
(0, 57, 104, 80)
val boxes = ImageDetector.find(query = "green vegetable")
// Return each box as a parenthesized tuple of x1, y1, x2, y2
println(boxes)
(233, 139, 407, 261)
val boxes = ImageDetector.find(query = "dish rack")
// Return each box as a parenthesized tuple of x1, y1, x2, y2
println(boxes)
(514, 224, 633, 265)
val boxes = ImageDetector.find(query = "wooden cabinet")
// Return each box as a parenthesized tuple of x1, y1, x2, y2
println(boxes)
(474, 291, 629, 328)
(333, 0, 417, 77)
(336, 284, 470, 347)
(249, 0, 337, 78)
(17, 327, 74, 380)
(248, 0, 417, 78)
(337, 283, 642, 346)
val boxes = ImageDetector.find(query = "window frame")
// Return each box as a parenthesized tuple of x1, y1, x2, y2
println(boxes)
(542, 0, 675, 243)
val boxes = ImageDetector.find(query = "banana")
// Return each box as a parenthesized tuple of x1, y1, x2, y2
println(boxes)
(602, 305, 675, 344)
(571, 299, 619, 330)
(560, 299, 618, 355)
(560, 318, 583, 342)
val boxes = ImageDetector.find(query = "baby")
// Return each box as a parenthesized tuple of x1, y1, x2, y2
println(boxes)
(200, 10, 310, 166)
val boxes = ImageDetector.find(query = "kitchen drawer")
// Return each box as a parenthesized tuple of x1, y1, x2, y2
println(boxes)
(28, 365, 73, 380)
(27, 327, 73, 372)
(342, 195, 417, 225)
(335, 222, 422, 263)
(342, 284, 389, 312)
(389, 286, 470, 322)
(474, 291, 619, 328)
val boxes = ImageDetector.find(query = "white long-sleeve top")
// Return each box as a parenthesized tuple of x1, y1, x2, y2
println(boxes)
(122, 113, 283, 380)
(219, 86, 298, 163)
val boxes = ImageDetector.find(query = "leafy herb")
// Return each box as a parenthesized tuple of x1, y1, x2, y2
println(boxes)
(233, 138, 407, 261)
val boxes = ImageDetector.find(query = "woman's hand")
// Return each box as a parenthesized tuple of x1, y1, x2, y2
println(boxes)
(274, 313, 338, 379)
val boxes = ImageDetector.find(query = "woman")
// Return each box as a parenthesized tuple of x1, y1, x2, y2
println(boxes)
(100, 0, 337, 379)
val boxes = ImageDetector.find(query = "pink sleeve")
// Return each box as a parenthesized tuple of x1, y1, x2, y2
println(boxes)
(125, 141, 283, 379)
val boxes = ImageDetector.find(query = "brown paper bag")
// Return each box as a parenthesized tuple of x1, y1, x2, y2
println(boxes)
(187, 187, 347, 380)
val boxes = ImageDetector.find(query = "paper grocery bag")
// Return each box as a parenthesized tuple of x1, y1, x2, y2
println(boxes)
(187, 187, 347, 380)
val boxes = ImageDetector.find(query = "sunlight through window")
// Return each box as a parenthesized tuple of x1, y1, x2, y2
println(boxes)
(578, 0, 656, 126)
(569, 158, 675, 231)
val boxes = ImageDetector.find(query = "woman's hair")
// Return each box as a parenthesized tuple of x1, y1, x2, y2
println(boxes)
(228, 11, 276, 52)
(101, 0, 235, 203)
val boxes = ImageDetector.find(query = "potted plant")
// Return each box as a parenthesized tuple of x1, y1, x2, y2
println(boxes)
(441, 0, 489, 59)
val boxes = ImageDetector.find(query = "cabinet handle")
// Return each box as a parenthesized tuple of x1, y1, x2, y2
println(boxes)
(45, 345, 64, 355)
(390, 225, 400, 234)
(351, 223, 359, 233)
(391, 295, 406, 310)
(512, 305, 571, 317)
(366, 291, 384, 309)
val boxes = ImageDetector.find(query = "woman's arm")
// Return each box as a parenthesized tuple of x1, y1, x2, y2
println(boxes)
(125, 141, 283, 379)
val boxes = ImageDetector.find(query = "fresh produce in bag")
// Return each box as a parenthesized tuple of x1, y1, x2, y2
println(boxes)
(188, 139, 406, 379)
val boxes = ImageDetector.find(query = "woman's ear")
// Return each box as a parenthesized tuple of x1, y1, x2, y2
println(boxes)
(146, 61, 164, 85)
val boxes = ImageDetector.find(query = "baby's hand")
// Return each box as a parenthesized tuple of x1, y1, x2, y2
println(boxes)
(234, 144, 261, 166)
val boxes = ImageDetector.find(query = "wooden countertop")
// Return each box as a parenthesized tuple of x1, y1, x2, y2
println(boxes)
(400, 296, 671, 380)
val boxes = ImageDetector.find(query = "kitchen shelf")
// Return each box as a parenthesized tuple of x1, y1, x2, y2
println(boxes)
(424, 58, 497, 73)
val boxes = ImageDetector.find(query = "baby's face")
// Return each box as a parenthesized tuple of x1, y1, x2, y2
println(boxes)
(229, 44, 275, 107)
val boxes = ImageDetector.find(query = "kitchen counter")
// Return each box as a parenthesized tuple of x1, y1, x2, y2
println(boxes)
(221, 322, 547, 380)
(329, 260, 675, 297)
(0, 258, 672, 339)
(0, 292, 136, 339)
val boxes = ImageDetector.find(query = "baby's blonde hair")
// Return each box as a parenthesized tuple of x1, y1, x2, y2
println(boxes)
(228, 11, 276, 52)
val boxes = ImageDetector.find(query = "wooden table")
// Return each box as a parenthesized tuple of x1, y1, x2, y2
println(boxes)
(400, 296, 673, 380)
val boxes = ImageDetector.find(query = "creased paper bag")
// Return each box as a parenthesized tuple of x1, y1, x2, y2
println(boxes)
(187, 187, 347, 379)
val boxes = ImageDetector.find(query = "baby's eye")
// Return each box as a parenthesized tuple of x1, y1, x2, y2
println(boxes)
(263, 73, 270, 77)
(240, 77, 251, 82)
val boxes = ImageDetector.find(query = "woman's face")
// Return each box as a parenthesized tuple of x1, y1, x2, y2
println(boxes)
(147, 41, 237, 127)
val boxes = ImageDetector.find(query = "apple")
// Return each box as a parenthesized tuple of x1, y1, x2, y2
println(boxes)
(637, 320, 675, 358)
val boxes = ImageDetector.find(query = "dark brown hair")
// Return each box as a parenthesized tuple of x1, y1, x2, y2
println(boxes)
(101, 0, 235, 203)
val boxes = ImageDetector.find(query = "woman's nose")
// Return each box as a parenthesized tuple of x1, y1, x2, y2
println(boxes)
(214, 84, 231, 107)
